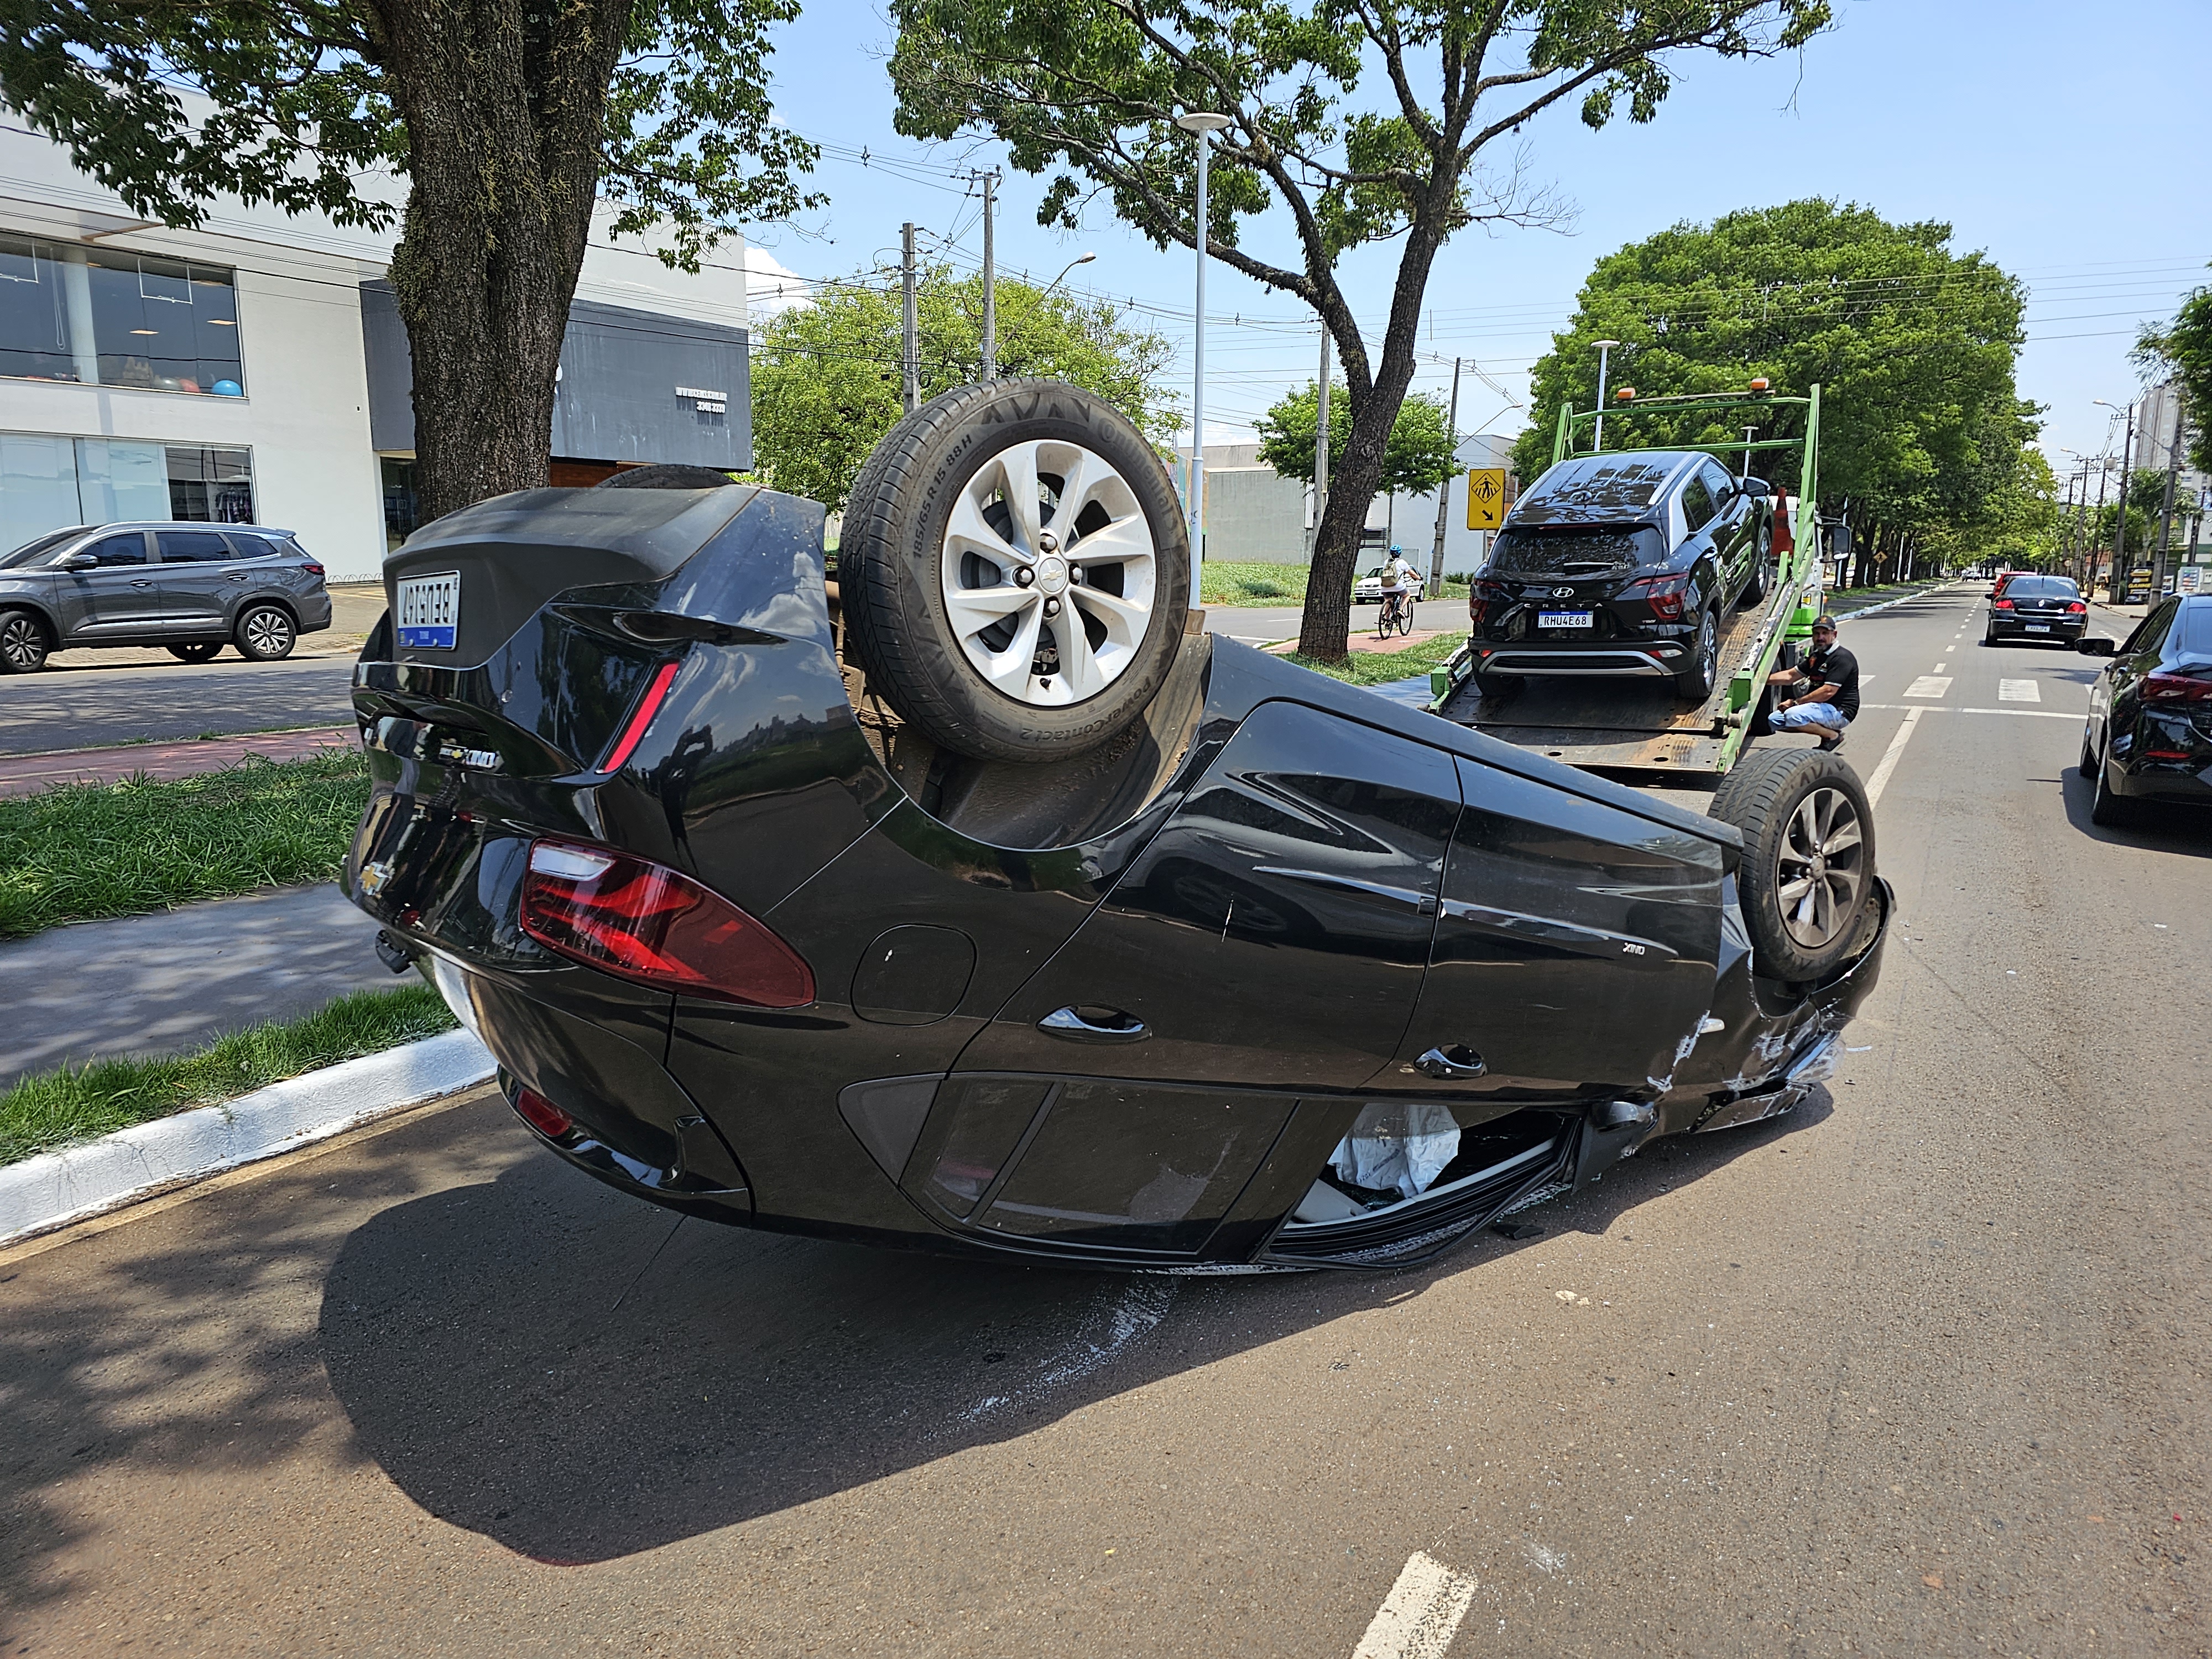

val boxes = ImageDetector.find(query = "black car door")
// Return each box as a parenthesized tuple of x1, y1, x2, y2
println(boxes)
(1698, 460, 1754, 600)
(915, 700, 1462, 1254)
(2099, 599, 2179, 757)
(1379, 755, 1725, 1100)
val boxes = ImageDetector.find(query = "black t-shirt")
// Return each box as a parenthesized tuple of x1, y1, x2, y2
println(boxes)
(1804, 642, 1860, 721)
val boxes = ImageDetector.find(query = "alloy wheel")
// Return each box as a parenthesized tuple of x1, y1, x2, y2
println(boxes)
(243, 609, 293, 658)
(0, 614, 45, 671)
(1773, 785, 1867, 951)
(938, 438, 1160, 707)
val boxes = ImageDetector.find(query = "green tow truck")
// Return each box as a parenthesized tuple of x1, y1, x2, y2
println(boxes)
(1425, 382, 1886, 987)
(1430, 383, 1828, 788)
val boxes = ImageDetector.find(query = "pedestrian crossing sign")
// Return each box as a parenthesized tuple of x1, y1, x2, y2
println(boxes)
(1465, 467, 1508, 530)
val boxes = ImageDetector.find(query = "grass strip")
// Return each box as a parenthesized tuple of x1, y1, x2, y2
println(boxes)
(1200, 561, 1473, 607)
(1284, 631, 1470, 688)
(0, 983, 458, 1166)
(0, 750, 369, 941)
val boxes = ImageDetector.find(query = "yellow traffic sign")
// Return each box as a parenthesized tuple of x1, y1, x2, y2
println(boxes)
(1465, 467, 1508, 530)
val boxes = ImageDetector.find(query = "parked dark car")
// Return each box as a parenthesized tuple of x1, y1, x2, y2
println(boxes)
(2078, 592, 2212, 825)
(0, 521, 332, 672)
(343, 382, 1888, 1272)
(1984, 573, 2086, 645)
(1466, 450, 1772, 700)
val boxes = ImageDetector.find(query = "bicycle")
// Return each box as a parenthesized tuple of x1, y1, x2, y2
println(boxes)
(1376, 588, 1415, 639)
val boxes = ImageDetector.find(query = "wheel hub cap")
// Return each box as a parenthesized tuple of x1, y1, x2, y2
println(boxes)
(938, 437, 1160, 709)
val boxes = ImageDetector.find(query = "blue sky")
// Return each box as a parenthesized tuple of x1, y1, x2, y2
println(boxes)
(749, 0, 2210, 468)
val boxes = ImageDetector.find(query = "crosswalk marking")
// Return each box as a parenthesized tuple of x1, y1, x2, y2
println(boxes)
(1903, 676, 1952, 699)
(1998, 679, 2042, 703)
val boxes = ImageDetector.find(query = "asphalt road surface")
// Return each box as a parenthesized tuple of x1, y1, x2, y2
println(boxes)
(7, 582, 2210, 1656)
(1206, 594, 1469, 644)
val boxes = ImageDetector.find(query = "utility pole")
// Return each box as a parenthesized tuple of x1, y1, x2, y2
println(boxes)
(977, 171, 999, 381)
(2112, 401, 2136, 602)
(1308, 329, 1332, 561)
(900, 222, 920, 413)
(2089, 455, 2111, 595)
(1429, 356, 1463, 591)
(1175, 110, 1231, 603)
(2152, 385, 2187, 601)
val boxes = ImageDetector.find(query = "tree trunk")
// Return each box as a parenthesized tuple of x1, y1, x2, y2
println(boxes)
(372, 0, 632, 526)
(1294, 232, 1442, 661)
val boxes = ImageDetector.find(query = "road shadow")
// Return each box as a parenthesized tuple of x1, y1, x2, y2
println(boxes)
(2058, 770, 2212, 857)
(310, 1097, 1826, 1564)
(0, 1088, 1827, 1609)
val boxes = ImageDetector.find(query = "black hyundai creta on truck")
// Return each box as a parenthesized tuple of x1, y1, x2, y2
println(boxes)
(1467, 451, 1773, 700)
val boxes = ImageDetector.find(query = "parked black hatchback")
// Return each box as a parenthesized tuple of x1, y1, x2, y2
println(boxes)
(1467, 451, 1772, 700)
(2078, 592, 2212, 825)
(0, 522, 332, 671)
(1984, 573, 2086, 645)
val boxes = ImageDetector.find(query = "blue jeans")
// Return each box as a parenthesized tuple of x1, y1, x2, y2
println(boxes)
(1772, 701, 1848, 734)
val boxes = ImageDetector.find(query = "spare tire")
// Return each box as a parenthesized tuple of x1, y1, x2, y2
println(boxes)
(1708, 746, 1877, 982)
(840, 379, 1191, 764)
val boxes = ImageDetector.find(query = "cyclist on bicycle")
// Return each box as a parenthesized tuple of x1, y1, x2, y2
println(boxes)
(1380, 545, 1420, 632)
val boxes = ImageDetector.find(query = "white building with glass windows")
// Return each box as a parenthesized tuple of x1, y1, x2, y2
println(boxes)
(0, 108, 752, 582)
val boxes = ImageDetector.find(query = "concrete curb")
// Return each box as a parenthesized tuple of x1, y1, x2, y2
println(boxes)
(0, 1029, 494, 1248)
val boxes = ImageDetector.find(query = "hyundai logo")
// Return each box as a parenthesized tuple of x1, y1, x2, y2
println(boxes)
(1552, 586, 1575, 598)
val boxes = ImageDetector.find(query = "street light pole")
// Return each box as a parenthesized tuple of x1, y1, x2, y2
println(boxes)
(2096, 397, 2137, 603)
(1175, 111, 1232, 611)
(1592, 340, 1620, 452)
(1040, 250, 1096, 300)
(977, 170, 999, 380)
(1308, 328, 1331, 560)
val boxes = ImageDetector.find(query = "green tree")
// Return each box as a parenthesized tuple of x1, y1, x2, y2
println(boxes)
(2136, 280, 2210, 474)
(888, 0, 1829, 660)
(1, 0, 819, 525)
(1515, 200, 2026, 587)
(1254, 385, 1457, 495)
(750, 266, 1177, 511)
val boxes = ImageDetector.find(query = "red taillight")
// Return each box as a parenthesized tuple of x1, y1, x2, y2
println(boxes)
(511, 1086, 573, 1139)
(520, 838, 815, 1006)
(2143, 672, 2212, 703)
(596, 660, 682, 775)
(1469, 580, 1511, 632)
(1621, 572, 1690, 622)
(301, 561, 326, 577)
(1992, 597, 2014, 610)
(2066, 601, 2087, 614)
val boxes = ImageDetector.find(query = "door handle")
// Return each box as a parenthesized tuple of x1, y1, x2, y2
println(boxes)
(1414, 1045, 1486, 1080)
(1037, 1006, 1149, 1044)
(131, 578, 154, 588)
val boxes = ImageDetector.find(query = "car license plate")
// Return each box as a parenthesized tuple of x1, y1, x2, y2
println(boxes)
(397, 571, 460, 650)
(1538, 610, 1593, 629)
(2026, 623, 2049, 633)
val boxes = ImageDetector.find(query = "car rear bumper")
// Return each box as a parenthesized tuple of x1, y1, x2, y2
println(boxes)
(1988, 616, 2083, 638)
(1473, 644, 1682, 677)
(2112, 757, 2212, 802)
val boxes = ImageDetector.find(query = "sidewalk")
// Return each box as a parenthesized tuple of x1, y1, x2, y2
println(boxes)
(0, 726, 357, 799)
(0, 885, 393, 1089)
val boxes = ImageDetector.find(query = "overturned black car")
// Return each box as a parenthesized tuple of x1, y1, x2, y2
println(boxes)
(346, 380, 1888, 1270)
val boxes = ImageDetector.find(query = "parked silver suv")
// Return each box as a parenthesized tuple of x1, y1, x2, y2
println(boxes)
(0, 522, 333, 672)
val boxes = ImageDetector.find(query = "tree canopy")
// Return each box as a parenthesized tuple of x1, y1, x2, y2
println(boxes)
(1254, 385, 1458, 494)
(2, 0, 819, 523)
(2135, 281, 2209, 475)
(751, 267, 1176, 511)
(1515, 200, 2033, 577)
(886, 0, 1830, 658)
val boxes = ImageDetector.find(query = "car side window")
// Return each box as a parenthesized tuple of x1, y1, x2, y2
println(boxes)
(1679, 475, 1715, 534)
(224, 532, 278, 559)
(81, 532, 147, 567)
(156, 529, 235, 563)
(1699, 461, 1738, 513)
(2122, 599, 2179, 659)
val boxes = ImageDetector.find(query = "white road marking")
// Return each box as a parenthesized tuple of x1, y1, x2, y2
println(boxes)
(1863, 706, 1922, 808)
(1934, 661, 1949, 672)
(1353, 1552, 1480, 1659)
(1998, 679, 2042, 703)
(1903, 676, 1952, 699)
(1857, 702, 2078, 720)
